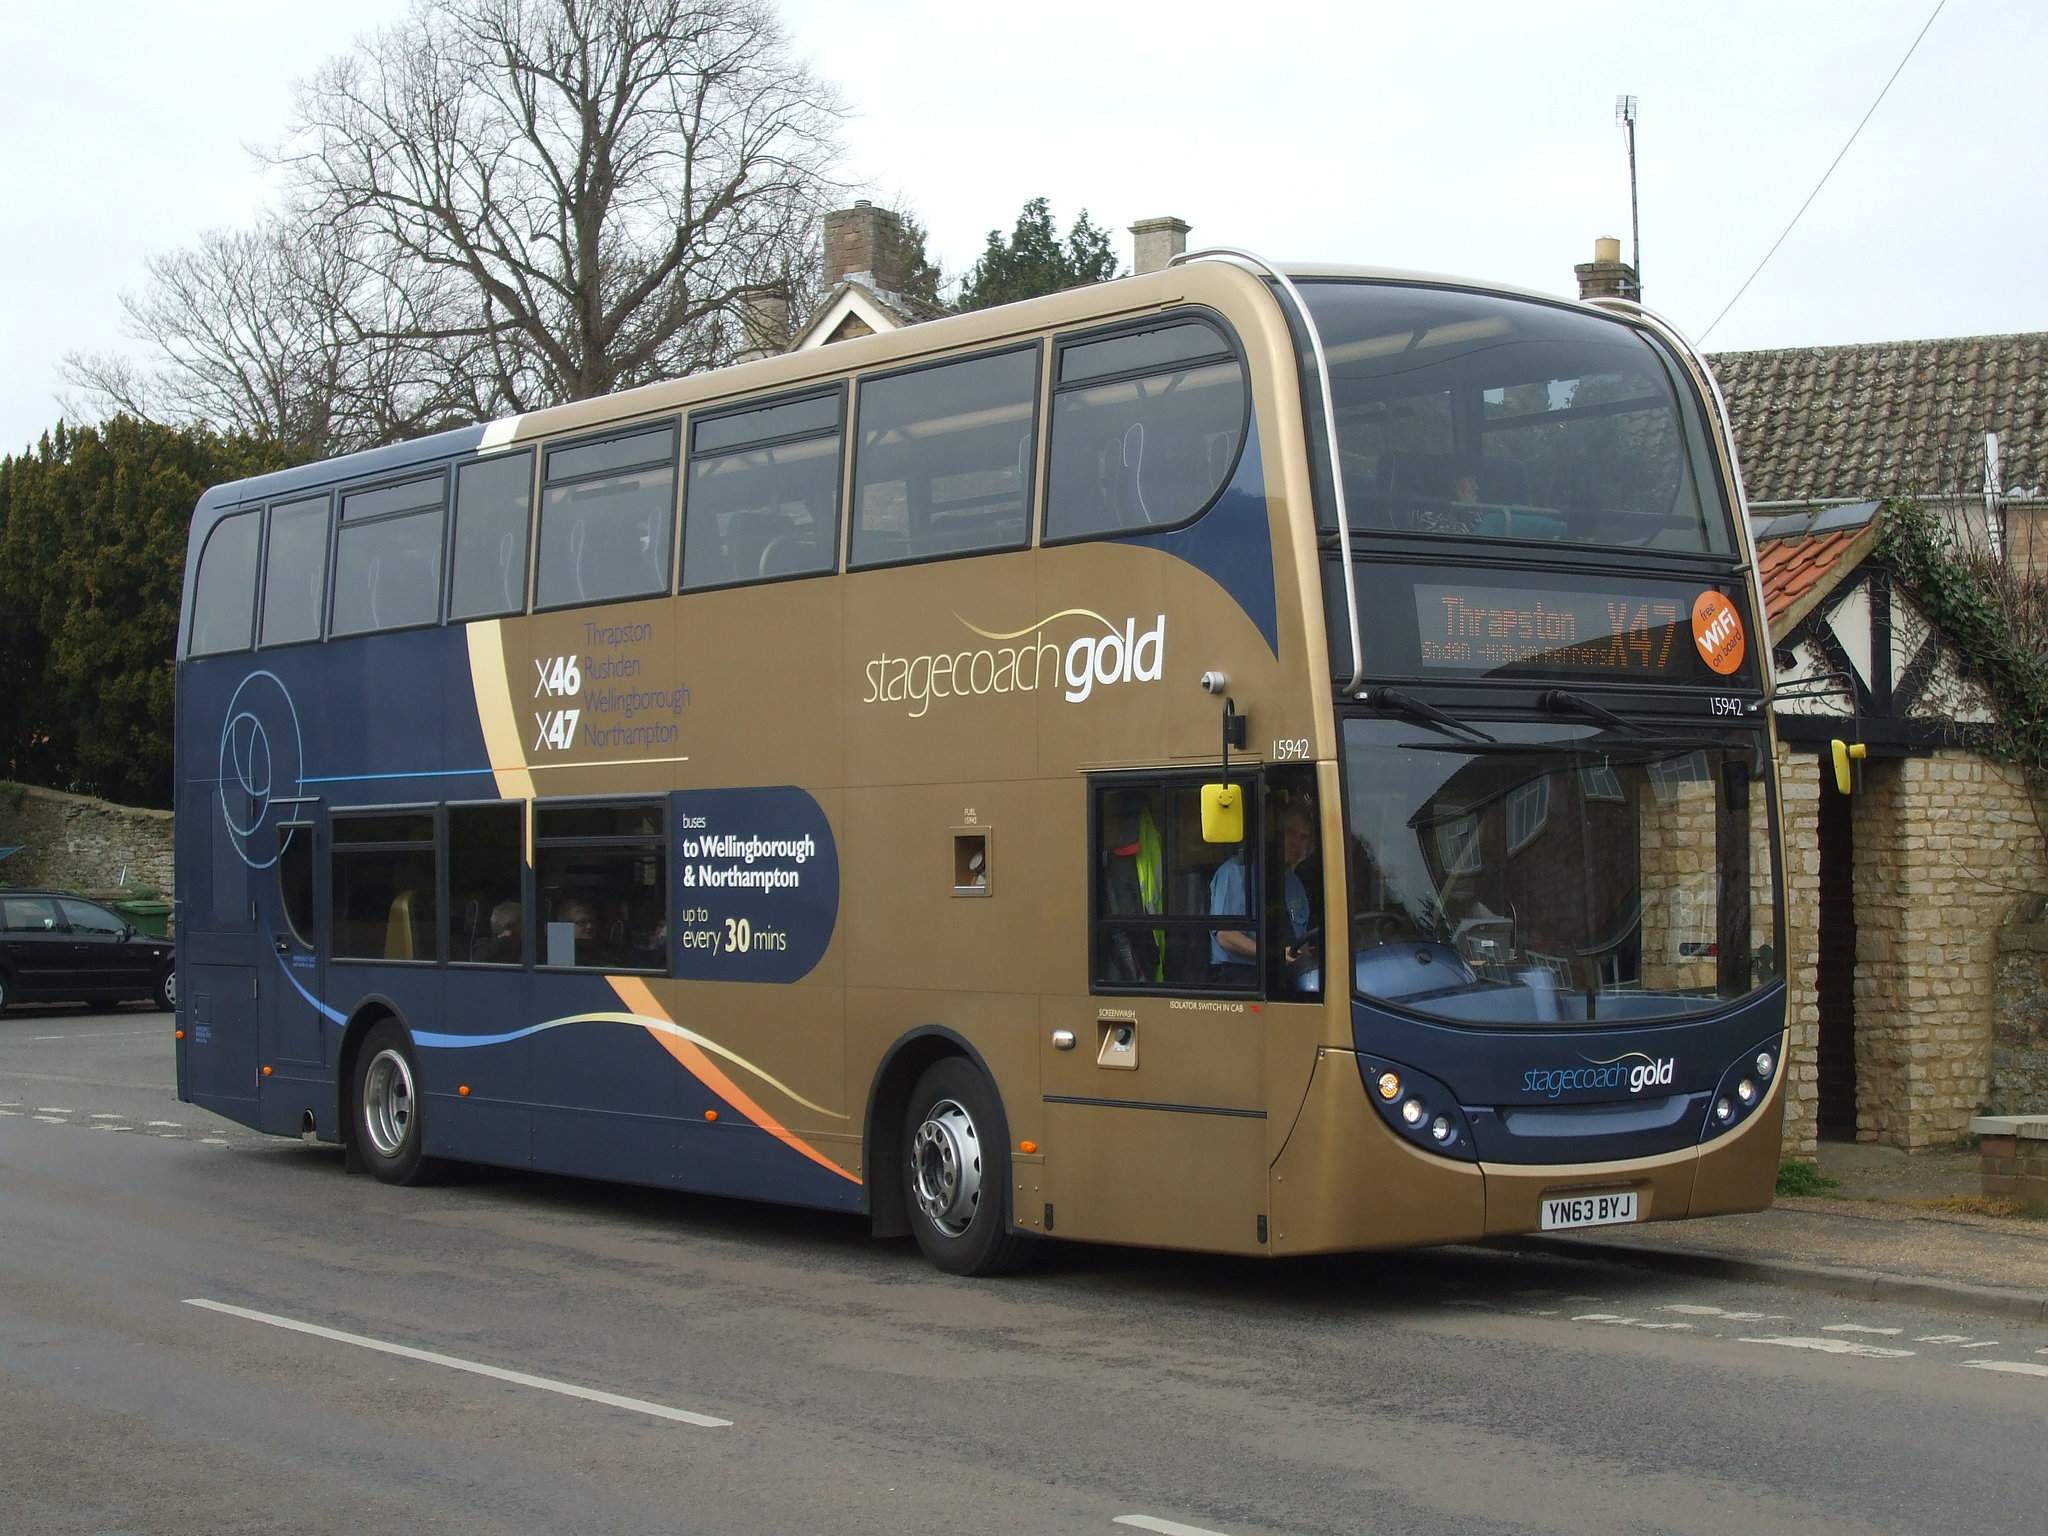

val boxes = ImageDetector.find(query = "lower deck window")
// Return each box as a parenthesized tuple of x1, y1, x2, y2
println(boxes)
(331, 810, 438, 961)
(534, 801, 667, 971)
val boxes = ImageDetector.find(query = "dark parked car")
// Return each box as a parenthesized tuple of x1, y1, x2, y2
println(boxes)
(0, 891, 175, 1012)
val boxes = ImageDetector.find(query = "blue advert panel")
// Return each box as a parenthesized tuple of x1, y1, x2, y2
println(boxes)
(672, 787, 839, 983)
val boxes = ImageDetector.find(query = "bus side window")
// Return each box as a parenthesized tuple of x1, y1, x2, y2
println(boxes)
(849, 345, 1038, 568)
(259, 495, 330, 647)
(535, 422, 677, 610)
(682, 389, 842, 590)
(448, 802, 525, 965)
(532, 800, 666, 972)
(449, 451, 534, 621)
(331, 810, 438, 963)
(1090, 778, 1258, 994)
(1046, 318, 1246, 542)
(332, 474, 447, 637)
(189, 510, 262, 656)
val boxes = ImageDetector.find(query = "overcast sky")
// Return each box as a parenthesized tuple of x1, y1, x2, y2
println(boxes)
(3, 0, 2040, 454)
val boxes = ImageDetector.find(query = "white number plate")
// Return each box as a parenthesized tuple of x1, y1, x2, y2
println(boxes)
(1540, 1191, 1638, 1230)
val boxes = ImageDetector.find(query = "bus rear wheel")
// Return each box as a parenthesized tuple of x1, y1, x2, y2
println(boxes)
(903, 1058, 1033, 1276)
(351, 1021, 439, 1185)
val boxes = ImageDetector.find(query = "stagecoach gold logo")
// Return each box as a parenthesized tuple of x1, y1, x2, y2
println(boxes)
(863, 610, 1167, 718)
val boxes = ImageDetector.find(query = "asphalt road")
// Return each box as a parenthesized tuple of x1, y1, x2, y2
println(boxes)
(4, 1006, 2046, 1536)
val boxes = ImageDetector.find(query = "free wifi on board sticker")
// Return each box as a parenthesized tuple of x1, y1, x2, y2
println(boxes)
(1692, 591, 1746, 675)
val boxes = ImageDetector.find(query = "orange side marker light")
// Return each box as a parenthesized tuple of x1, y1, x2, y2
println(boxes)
(174, 1029, 185, 1040)
(458, 1085, 470, 1096)
(1019, 1141, 1038, 1155)
(261, 1065, 272, 1076)
(704, 1109, 719, 1122)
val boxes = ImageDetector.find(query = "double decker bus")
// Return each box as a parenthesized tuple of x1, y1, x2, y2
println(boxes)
(173, 252, 1785, 1274)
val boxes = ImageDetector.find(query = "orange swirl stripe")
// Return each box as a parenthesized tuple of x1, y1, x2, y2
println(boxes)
(607, 976, 860, 1185)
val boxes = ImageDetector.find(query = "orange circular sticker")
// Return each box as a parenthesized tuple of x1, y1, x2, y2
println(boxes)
(1692, 591, 1747, 675)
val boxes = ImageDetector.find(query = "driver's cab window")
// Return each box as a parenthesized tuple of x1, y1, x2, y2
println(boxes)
(1090, 770, 1321, 997)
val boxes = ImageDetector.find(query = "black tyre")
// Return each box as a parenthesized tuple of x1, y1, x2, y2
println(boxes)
(903, 1057, 1034, 1276)
(153, 964, 176, 1014)
(351, 1020, 440, 1185)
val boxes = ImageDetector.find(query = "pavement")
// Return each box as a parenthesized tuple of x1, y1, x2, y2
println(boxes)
(1522, 1139, 2048, 1321)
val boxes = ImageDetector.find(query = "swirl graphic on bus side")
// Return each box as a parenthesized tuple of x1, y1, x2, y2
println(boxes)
(217, 670, 305, 869)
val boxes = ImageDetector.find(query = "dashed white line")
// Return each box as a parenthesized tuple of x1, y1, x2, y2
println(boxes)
(1917, 1335, 1972, 1344)
(1821, 1323, 1903, 1336)
(88, 1113, 124, 1120)
(200, 1138, 229, 1145)
(1962, 1359, 2048, 1378)
(183, 1299, 731, 1427)
(1115, 1517, 1234, 1536)
(146, 1120, 182, 1128)
(1959, 1341, 2001, 1350)
(34, 1107, 74, 1114)
(1742, 1336, 1915, 1359)
(33, 1116, 64, 1125)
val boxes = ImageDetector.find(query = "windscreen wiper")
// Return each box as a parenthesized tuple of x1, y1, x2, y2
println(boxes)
(1364, 687, 1496, 744)
(1541, 689, 1644, 736)
(1396, 733, 1745, 756)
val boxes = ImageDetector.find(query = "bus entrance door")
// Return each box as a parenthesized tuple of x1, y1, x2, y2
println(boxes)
(259, 822, 327, 1073)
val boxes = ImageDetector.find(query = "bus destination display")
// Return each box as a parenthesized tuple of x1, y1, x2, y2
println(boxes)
(1402, 578, 1748, 683)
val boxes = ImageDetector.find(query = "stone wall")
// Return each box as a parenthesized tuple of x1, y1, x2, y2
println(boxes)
(1851, 752, 2048, 1148)
(1993, 921, 2048, 1113)
(1776, 741, 1822, 1160)
(0, 783, 174, 894)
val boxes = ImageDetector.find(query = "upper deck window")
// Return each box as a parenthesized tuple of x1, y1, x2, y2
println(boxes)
(1298, 283, 1732, 556)
(448, 451, 535, 621)
(260, 495, 330, 647)
(682, 388, 842, 589)
(1045, 316, 1246, 542)
(535, 422, 677, 610)
(332, 473, 447, 637)
(189, 510, 261, 656)
(848, 345, 1037, 569)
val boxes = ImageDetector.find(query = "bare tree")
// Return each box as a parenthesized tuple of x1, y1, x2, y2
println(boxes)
(71, 0, 842, 454)
(283, 0, 842, 410)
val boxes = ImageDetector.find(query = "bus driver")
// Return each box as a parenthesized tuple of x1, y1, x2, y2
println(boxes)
(1210, 801, 1317, 987)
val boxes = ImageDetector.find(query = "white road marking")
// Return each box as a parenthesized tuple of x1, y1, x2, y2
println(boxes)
(35, 1107, 75, 1114)
(183, 1299, 730, 1427)
(0, 1110, 19, 1117)
(1115, 1517, 1234, 1536)
(1917, 1335, 1972, 1344)
(1572, 1312, 1633, 1323)
(1959, 1341, 2001, 1350)
(1962, 1359, 2048, 1378)
(1742, 1336, 1915, 1359)
(146, 1120, 182, 1128)
(88, 1113, 123, 1119)
(1660, 1305, 1770, 1320)
(33, 1116, 65, 1124)
(200, 1138, 229, 1145)
(1821, 1323, 1902, 1336)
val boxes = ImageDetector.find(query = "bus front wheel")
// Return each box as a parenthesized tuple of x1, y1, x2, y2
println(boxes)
(351, 1021, 439, 1185)
(902, 1058, 1033, 1276)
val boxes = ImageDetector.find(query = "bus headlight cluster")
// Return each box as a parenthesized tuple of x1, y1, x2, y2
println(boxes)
(1356, 1054, 1476, 1163)
(1701, 1036, 1785, 1144)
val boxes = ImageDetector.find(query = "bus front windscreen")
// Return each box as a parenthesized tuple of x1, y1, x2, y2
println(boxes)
(1299, 282, 1732, 554)
(1341, 718, 1781, 1026)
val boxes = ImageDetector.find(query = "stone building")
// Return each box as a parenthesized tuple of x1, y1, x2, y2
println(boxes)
(1702, 330, 2048, 1155)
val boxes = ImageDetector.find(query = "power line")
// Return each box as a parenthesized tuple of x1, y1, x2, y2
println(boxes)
(1700, 0, 1948, 344)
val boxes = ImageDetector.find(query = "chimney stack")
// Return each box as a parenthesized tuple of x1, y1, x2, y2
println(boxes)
(733, 287, 791, 362)
(1574, 236, 1640, 302)
(824, 199, 911, 297)
(1130, 216, 1191, 275)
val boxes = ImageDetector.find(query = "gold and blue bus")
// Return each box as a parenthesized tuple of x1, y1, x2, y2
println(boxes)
(174, 252, 1786, 1274)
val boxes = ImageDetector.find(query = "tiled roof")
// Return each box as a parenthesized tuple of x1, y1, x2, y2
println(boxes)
(1751, 501, 1882, 641)
(1707, 333, 2048, 504)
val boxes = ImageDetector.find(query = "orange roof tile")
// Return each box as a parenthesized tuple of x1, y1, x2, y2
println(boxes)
(1756, 525, 1878, 639)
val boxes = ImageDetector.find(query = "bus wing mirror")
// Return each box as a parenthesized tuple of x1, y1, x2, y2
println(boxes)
(1830, 738, 1866, 795)
(1201, 784, 1244, 843)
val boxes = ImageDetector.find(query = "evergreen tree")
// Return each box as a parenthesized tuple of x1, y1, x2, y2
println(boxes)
(954, 198, 1121, 313)
(0, 419, 288, 807)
